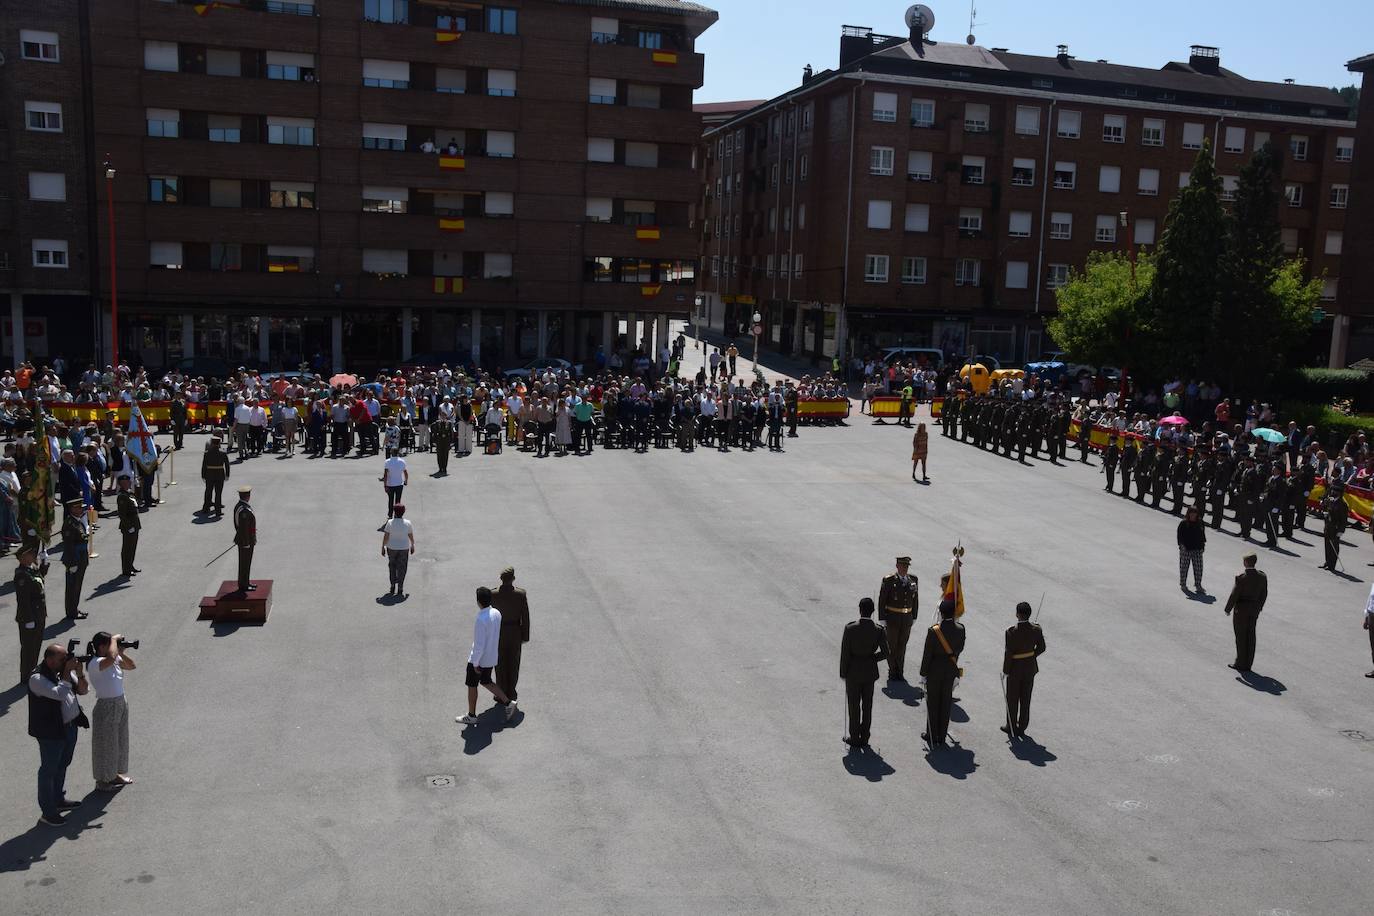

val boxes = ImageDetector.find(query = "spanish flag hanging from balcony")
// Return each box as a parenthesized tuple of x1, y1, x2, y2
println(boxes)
(439, 156, 466, 171)
(435, 29, 462, 44)
(194, 0, 240, 14)
(639, 285, 662, 299)
(432, 277, 464, 295)
(635, 225, 661, 242)
(267, 261, 300, 273)
(651, 51, 679, 67)
(438, 218, 466, 233)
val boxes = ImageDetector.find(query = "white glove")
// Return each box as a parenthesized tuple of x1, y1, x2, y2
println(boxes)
(24, 622, 35, 629)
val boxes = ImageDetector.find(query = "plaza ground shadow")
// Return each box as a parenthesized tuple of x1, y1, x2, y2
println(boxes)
(842, 747, 895, 782)
(881, 680, 924, 707)
(1237, 671, 1286, 695)
(0, 789, 115, 873)
(949, 701, 969, 724)
(0, 682, 27, 719)
(925, 742, 977, 779)
(1009, 734, 1057, 767)
(88, 577, 133, 600)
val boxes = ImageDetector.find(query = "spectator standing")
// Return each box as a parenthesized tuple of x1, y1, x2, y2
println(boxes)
(457, 587, 515, 725)
(1177, 507, 1207, 593)
(28, 642, 88, 826)
(382, 449, 408, 515)
(380, 505, 415, 598)
(87, 631, 135, 792)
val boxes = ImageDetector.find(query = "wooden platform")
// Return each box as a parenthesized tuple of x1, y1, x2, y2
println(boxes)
(198, 580, 273, 624)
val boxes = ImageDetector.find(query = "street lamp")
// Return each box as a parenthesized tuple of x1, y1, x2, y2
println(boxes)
(103, 155, 119, 371)
(752, 310, 762, 371)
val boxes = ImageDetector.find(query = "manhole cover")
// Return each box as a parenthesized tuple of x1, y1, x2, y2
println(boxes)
(1339, 729, 1372, 742)
(425, 774, 455, 788)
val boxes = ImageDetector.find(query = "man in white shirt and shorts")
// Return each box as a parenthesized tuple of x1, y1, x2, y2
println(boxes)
(458, 587, 515, 725)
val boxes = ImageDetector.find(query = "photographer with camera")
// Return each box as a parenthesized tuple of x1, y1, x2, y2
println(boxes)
(28, 641, 89, 826)
(87, 632, 137, 792)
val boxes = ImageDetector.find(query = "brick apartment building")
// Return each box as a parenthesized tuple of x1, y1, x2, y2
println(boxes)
(699, 20, 1358, 368)
(6, 0, 715, 373)
(1337, 53, 1374, 365)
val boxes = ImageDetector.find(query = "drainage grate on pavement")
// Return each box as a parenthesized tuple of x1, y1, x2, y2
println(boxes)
(425, 774, 456, 788)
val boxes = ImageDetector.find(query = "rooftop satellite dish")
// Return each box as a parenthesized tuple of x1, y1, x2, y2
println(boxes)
(905, 4, 936, 35)
(966, 33, 976, 45)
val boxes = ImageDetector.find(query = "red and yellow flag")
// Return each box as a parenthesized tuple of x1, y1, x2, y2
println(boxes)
(432, 277, 464, 295)
(435, 30, 462, 44)
(635, 226, 661, 242)
(640, 285, 662, 299)
(438, 218, 466, 233)
(193, 0, 240, 14)
(439, 156, 466, 171)
(267, 262, 300, 273)
(651, 51, 679, 67)
(943, 557, 966, 618)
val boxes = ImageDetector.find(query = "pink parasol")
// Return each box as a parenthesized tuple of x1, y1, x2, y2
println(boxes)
(1159, 415, 1189, 426)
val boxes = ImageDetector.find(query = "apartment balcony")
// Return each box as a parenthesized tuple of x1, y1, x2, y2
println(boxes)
(143, 206, 319, 244)
(142, 138, 320, 182)
(136, 0, 320, 50)
(356, 274, 519, 304)
(140, 71, 319, 119)
(357, 149, 517, 189)
(357, 87, 520, 132)
(582, 222, 698, 256)
(585, 163, 697, 203)
(359, 21, 522, 70)
(582, 282, 696, 310)
(588, 43, 704, 88)
(140, 267, 322, 302)
(357, 213, 517, 251)
(586, 104, 703, 146)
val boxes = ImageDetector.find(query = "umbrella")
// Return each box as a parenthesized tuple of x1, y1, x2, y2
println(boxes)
(329, 373, 358, 388)
(1253, 427, 1287, 444)
(1159, 415, 1189, 426)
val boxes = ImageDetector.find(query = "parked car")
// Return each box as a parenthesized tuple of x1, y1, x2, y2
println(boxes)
(503, 357, 584, 379)
(880, 347, 945, 371)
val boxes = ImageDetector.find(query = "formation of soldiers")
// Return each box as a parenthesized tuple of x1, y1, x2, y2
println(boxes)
(940, 392, 1079, 465)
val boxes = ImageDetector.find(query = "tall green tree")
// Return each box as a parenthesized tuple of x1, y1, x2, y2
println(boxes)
(1147, 140, 1226, 377)
(1046, 251, 1155, 370)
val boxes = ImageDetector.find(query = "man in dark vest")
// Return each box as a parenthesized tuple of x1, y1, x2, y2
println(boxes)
(1002, 601, 1047, 739)
(28, 642, 89, 826)
(1223, 553, 1268, 672)
(491, 566, 530, 704)
(839, 597, 887, 749)
(877, 556, 918, 682)
(919, 598, 965, 748)
(233, 485, 257, 592)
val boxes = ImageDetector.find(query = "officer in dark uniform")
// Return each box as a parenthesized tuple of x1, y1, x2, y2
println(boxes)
(1135, 442, 1155, 502)
(1103, 436, 1120, 491)
(1210, 452, 1234, 530)
(200, 436, 230, 516)
(785, 384, 799, 438)
(1223, 553, 1267, 672)
(1002, 601, 1046, 738)
(877, 556, 918, 681)
(1320, 487, 1347, 571)
(1075, 407, 1091, 463)
(1192, 449, 1214, 513)
(1119, 439, 1137, 497)
(117, 476, 141, 578)
(233, 485, 257, 592)
(919, 598, 965, 748)
(1259, 466, 1285, 548)
(431, 416, 454, 473)
(840, 597, 888, 749)
(60, 498, 88, 621)
(1293, 461, 1316, 531)
(943, 392, 959, 439)
(491, 566, 530, 704)
(1170, 451, 1190, 515)
(14, 545, 49, 683)
(1237, 457, 1263, 540)
(1150, 445, 1171, 508)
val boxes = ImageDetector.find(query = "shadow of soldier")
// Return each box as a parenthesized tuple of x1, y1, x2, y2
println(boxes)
(880, 680, 924, 707)
(1009, 735, 1058, 767)
(925, 742, 977, 780)
(1236, 671, 1286, 695)
(0, 789, 116, 873)
(842, 747, 895, 782)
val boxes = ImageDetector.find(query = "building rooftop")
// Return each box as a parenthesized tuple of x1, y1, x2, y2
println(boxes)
(559, 0, 718, 23)
(695, 100, 767, 114)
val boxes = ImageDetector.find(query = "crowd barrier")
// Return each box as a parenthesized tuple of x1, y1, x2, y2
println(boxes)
(869, 396, 943, 419)
(796, 398, 851, 420)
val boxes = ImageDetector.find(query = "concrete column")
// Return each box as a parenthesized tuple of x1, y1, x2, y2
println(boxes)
(626, 312, 638, 352)
(656, 314, 669, 358)
(400, 306, 413, 361)
(563, 309, 576, 359)
(536, 311, 548, 358)
(258, 317, 270, 367)
(181, 314, 194, 360)
(791, 306, 804, 357)
(331, 315, 344, 371)
(9, 293, 25, 369)
(470, 307, 482, 366)
(1328, 314, 1352, 369)
(602, 311, 614, 353)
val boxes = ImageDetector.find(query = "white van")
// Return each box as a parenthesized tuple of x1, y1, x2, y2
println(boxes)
(880, 347, 945, 371)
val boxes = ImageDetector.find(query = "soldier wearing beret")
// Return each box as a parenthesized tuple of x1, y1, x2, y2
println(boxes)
(840, 597, 887, 749)
(877, 556, 918, 682)
(1002, 601, 1046, 739)
(117, 476, 141, 578)
(200, 436, 230, 517)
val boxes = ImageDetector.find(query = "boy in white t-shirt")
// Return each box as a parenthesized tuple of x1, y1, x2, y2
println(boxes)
(381, 450, 407, 517)
(380, 505, 415, 598)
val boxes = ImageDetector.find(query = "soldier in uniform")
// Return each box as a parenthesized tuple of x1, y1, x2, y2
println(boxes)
(233, 485, 257, 592)
(1150, 445, 1171, 509)
(117, 476, 141, 578)
(1192, 448, 1214, 513)
(60, 498, 89, 621)
(14, 544, 49, 683)
(1293, 460, 1316, 531)
(877, 556, 918, 682)
(1259, 466, 1285, 548)
(1103, 436, 1120, 491)
(1134, 442, 1154, 503)
(1056, 406, 1071, 461)
(1119, 439, 1137, 497)
(1223, 553, 1267, 672)
(1320, 486, 1347, 571)
(1002, 601, 1047, 738)
(785, 383, 799, 438)
(431, 415, 454, 474)
(1075, 405, 1092, 464)
(1210, 452, 1234, 530)
(919, 598, 965, 748)
(840, 597, 888, 749)
(943, 392, 959, 439)
(491, 566, 530, 705)
(200, 436, 230, 516)
(1170, 450, 1190, 515)
(1237, 457, 1263, 540)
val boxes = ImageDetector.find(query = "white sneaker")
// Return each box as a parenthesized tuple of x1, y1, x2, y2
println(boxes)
(505, 701, 518, 721)
(456, 714, 479, 725)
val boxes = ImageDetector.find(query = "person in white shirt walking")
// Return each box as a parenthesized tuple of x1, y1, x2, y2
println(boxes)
(381, 449, 407, 515)
(457, 587, 515, 725)
(380, 504, 415, 598)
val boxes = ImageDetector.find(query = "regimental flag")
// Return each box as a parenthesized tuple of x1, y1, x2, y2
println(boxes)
(640, 284, 662, 299)
(438, 218, 466, 233)
(651, 50, 679, 67)
(635, 226, 661, 242)
(435, 30, 462, 44)
(942, 556, 966, 619)
(19, 404, 54, 545)
(126, 403, 159, 474)
(439, 156, 466, 171)
(433, 277, 464, 295)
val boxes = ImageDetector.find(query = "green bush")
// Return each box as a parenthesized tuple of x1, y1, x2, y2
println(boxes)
(1279, 401, 1374, 449)
(1277, 368, 1374, 409)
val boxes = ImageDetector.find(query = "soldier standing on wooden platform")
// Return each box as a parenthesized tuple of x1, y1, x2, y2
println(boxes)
(840, 597, 887, 749)
(878, 557, 918, 682)
(117, 477, 141, 578)
(233, 485, 257, 593)
(1001, 601, 1046, 739)
(491, 566, 530, 705)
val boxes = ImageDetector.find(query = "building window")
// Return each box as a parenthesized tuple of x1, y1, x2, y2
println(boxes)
(1281, 228, 1299, 254)
(1336, 137, 1354, 162)
(866, 200, 892, 230)
(25, 101, 63, 132)
(362, 185, 409, 213)
(904, 203, 929, 232)
(363, 249, 409, 276)
(364, 0, 408, 24)
(363, 59, 410, 89)
(1325, 231, 1343, 256)
(148, 176, 179, 203)
(901, 257, 927, 284)
(864, 255, 889, 283)
(361, 121, 405, 150)
(781, 206, 790, 230)
(588, 77, 617, 104)
(206, 48, 241, 77)
(800, 154, 809, 180)
(872, 91, 897, 123)
(768, 208, 776, 231)
(1220, 175, 1238, 202)
(486, 7, 517, 34)
(1285, 183, 1303, 207)
(769, 163, 779, 187)
(1321, 279, 1338, 302)
(1142, 118, 1165, 147)
(267, 51, 316, 81)
(764, 254, 775, 278)
(1095, 214, 1117, 242)
(486, 69, 517, 97)
(1252, 130, 1271, 152)
(798, 204, 806, 228)
(907, 150, 932, 181)
(270, 181, 315, 208)
(1102, 114, 1125, 143)
(1331, 184, 1349, 209)
(1223, 125, 1245, 154)
(636, 29, 662, 49)
(267, 245, 315, 272)
(146, 108, 179, 137)
(802, 104, 813, 130)
(143, 40, 179, 72)
(1182, 122, 1204, 150)
(1134, 218, 1156, 246)
(1006, 261, 1029, 289)
(1008, 210, 1032, 238)
(209, 179, 242, 208)
(1137, 168, 1160, 196)
(436, 67, 466, 94)
(1053, 162, 1076, 190)
(269, 117, 315, 145)
(210, 243, 243, 272)
(1289, 135, 1309, 161)
(1046, 264, 1070, 288)
(958, 207, 983, 233)
(149, 241, 184, 269)
(207, 114, 241, 143)
(1057, 109, 1081, 139)
(1049, 212, 1072, 240)
(954, 259, 980, 287)
(961, 155, 985, 185)
(626, 83, 659, 109)
(28, 172, 66, 201)
(587, 136, 614, 163)
(1011, 158, 1035, 187)
(21, 29, 60, 62)
(910, 99, 935, 127)
(869, 146, 894, 176)
(964, 102, 989, 132)
(1099, 165, 1121, 194)
(1014, 105, 1040, 136)
(32, 239, 68, 268)
(1031, 78, 1053, 89)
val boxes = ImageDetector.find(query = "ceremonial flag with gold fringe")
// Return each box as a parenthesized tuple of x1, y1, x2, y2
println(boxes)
(943, 557, 966, 618)
(635, 226, 661, 241)
(432, 277, 464, 295)
(439, 156, 466, 171)
(438, 218, 466, 233)
(651, 51, 678, 67)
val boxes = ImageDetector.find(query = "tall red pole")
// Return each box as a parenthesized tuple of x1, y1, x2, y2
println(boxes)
(104, 156, 119, 372)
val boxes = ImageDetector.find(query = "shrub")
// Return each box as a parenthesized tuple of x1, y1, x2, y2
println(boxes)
(1278, 401, 1374, 451)
(1276, 368, 1374, 409)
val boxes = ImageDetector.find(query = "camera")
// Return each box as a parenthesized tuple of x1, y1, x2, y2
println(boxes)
(77, 635, 141, 659)
(65, 638, 89, 664)
(117, 638, 140, 651)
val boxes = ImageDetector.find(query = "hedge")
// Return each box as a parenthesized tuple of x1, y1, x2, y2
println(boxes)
(1275, 368, 1374, 410)
(1278, 401, 1374, 449)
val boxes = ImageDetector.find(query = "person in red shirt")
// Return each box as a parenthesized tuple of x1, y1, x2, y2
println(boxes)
(349, 397, 372, 454)
(1215, 399, 1231, 425)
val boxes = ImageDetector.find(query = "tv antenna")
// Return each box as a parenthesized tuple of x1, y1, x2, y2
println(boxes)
(966, 0, 982, 45)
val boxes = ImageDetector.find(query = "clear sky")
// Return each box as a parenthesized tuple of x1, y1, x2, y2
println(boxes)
(695, 0, 1371, 103)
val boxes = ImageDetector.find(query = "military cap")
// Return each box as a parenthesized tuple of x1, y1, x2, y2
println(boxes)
(237, 485, 252, 495)
(65, 497, 85, 508)
(1242, 552, 1258, 564)
(938, 598, 957, 617)
(895, 556, 911, 564)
